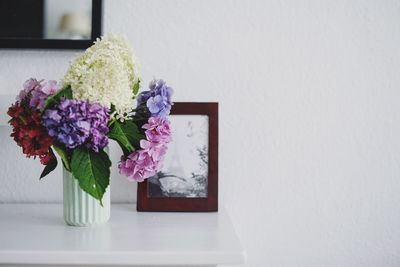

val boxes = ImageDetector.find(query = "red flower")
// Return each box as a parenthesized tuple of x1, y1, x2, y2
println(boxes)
(7, 103, 54, 165)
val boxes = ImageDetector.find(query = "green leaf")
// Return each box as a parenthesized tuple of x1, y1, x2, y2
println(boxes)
(108, 120, 144, 156)
(53, 143, 71, 171)
(42, 86, 73, 111)
(108, 120, 134, 152)
(71, 148, 111, 205)
(123, 121, 144, 147)
(40, 150, 58, 180)
(132, 80, 140, 96)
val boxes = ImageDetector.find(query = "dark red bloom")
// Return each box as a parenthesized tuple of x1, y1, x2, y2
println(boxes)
(7, 103, 54, 165)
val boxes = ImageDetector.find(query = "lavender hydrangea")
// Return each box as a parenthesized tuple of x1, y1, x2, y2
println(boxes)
(42, 99, 110, 152)
(30, 80, 58, 110)
(17, 78, 41, 103)
(16, 78, 58, 110)
(137, 79, 173, 120)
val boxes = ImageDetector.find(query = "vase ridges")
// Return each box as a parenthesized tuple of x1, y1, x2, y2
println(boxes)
(63, 168, 110, 227)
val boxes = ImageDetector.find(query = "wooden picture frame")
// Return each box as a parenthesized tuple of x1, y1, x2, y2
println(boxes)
(137, 102, 218, 212)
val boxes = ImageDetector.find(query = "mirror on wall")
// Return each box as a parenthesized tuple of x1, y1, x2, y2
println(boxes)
(0, 0, 102, 49)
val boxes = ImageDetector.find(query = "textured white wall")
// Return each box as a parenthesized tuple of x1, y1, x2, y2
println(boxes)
(1, 0, 400, 266)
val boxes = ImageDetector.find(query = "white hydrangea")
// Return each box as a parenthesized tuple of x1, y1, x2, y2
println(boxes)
(62, 34, 140, 121)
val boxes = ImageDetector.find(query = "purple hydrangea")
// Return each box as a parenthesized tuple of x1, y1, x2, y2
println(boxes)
(30, 80, 58, 110)
(17, 78, 58, 110)
(42, 99, 110, 152)
(17, 78, 41, 103)
(137, 79, 173, 120)
(136, 90, 151, 106)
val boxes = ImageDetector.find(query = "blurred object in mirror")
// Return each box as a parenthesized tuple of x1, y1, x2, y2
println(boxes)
(44, 0, 92, 39)
(58, 13, 91, 39)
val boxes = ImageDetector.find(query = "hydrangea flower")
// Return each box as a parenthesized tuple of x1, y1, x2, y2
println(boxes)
(118, 142, 166, 182)
(7, 103, 54, 165)
(42, 99, 110, 152)
(137, 79, 173, 120)
(119, 117, 171, 182)
(143, 116, 171, 143)
(62, 34, 140, 121)
(16, 78, 41, 103)
(30, 80, 58, 110)
(17, 78, 58, 110)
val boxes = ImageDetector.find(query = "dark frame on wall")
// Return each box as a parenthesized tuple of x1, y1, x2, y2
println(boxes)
(137, 102, 219, 212)
(0, 0, 102, 49)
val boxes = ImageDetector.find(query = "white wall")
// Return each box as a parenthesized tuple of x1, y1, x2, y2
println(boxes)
(1, 0, 400, 266)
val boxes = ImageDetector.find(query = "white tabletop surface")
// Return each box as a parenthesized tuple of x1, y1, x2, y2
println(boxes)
(0, 204, 245, 266)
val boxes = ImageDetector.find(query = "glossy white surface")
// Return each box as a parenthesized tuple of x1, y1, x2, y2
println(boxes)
(0, 204, 245, 266)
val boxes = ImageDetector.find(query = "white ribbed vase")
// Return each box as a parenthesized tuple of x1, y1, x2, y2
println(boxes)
(63, 168, 110, 227)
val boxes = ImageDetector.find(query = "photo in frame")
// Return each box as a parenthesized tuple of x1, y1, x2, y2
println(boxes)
(137, 102, 218, 212)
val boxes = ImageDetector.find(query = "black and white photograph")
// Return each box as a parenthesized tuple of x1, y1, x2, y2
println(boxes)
(137, 102, 218, 212)
(147, 115, 209, 198)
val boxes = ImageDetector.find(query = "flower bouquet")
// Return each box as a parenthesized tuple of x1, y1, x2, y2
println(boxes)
(7, 35, 173, 225)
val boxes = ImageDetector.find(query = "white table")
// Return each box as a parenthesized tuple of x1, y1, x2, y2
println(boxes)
(0, 204, 245, 267)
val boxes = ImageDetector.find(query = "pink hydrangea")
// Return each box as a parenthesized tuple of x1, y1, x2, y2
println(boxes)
(143, 116, 171, 143)
(119, 117, 171, 182)
(119, 151, 154, 182)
